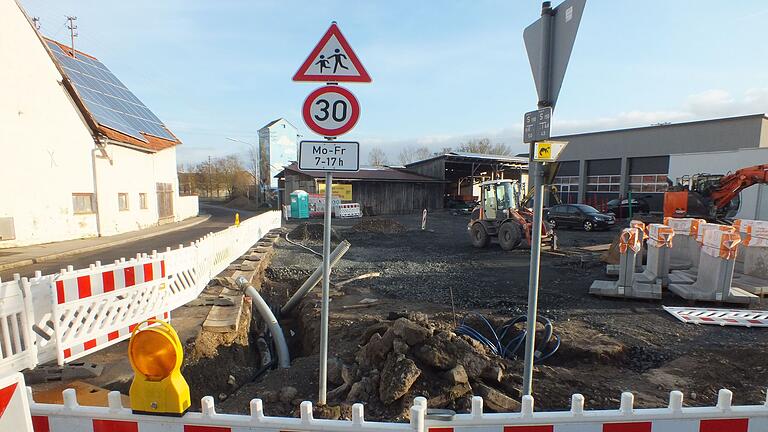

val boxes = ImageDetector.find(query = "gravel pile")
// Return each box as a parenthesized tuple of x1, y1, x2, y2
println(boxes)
(352, 218, 407, 234)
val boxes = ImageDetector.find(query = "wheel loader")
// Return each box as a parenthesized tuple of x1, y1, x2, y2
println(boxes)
(467, 179, 556, 251)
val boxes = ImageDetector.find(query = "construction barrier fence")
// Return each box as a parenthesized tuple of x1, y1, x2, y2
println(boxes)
(0, 211, 282, 375)
(12, 372, 768, 432)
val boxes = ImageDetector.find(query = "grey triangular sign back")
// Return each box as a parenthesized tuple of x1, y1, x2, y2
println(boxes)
(524, 0, 586, 109)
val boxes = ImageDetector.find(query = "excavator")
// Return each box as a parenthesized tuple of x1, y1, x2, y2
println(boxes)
(664, 164, 768, 222)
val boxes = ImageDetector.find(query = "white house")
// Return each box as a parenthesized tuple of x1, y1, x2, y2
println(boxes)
(0, 0, 198, 248)
(258, 118, 299, 189)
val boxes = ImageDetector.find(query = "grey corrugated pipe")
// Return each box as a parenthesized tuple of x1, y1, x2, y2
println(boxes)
(235, 276, 291, 369)
(280, 240, 351, 316)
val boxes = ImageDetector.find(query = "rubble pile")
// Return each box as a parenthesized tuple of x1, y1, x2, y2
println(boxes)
(352, 218, 407, 234)
(327, 313, 521, 417)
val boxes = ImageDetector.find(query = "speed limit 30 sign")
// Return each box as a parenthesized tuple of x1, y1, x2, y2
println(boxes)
(302, 85, 360, 137)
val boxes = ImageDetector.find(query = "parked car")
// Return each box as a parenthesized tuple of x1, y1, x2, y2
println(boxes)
(606, 198, 650, 218)
(546, 204, 615, 231)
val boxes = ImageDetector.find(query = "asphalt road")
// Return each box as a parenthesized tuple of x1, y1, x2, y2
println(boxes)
(0, 204, 256, 280)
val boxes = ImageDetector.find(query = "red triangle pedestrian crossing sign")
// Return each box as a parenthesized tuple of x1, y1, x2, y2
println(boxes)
(293, 22, 371, 83)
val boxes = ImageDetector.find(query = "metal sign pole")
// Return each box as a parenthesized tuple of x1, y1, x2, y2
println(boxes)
(318, 170, 333, 405)
(522, 0, 554, 397)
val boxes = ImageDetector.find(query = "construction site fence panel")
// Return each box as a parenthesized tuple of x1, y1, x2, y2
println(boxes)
(23, 383, 768, 432)
(0, 211, 281, 375)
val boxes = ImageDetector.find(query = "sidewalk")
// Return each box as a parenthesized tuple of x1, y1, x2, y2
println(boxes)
(0, 215, 211, 273)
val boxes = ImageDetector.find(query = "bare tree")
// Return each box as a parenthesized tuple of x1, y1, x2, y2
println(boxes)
(414, 146, 431, 161)
(398, 147, 416, 165)
(368, 147, 388, 166)
(398, 145, 433, 165)
(456, 138, 513, 155)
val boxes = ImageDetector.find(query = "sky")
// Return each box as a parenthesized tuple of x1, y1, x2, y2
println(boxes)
(19, 0, 768, 166)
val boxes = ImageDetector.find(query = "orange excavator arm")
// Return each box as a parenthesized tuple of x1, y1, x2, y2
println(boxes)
(709, 164, 768, 209)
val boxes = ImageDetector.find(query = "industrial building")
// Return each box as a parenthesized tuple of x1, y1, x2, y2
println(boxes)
(552, 114, 768, 219)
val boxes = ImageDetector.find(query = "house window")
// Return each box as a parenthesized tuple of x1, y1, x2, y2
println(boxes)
(118, 193, 129, 211)
(629, 174, 669, 193)
(139, 193, 148, 209)
(72, 193, 96, 214)
(587, 175, 621, 192)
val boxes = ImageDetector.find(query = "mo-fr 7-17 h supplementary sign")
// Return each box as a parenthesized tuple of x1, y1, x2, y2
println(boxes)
(299, 140, 360, 172)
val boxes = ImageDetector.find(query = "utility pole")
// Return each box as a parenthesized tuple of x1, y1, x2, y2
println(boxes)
(32, 17, 41, 30)
(208, 155, 213, 198)
(66, 16, 78, 56)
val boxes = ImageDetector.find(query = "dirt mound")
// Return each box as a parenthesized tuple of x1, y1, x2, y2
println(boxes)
(225, 196, 261, 211)
(288, 223, 340, 242)
(352, 218, 407, 234)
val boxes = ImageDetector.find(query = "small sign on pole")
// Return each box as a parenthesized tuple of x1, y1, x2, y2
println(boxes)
(523, 107, 552, 143)
(421, 209, 428, 230)
(533, 140, 568, 162)
(299, 141, 360, 172)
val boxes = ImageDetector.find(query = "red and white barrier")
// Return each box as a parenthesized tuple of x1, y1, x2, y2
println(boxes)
(0, 211, 282, 374)
(0, 373, 32, 432)
(20, 376, 768, 432)
(334, 203, 362, 218)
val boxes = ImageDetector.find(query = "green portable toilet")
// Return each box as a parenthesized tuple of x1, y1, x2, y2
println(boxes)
(290, 190, 309, 219)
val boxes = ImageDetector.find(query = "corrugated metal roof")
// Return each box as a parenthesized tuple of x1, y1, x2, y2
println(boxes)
(405, 151, 529, 167)
(448, 151, 529, 163)
(277, 163, 445, 182)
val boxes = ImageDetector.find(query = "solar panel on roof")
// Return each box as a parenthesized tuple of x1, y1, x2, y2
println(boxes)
(46, 40, 176, 144)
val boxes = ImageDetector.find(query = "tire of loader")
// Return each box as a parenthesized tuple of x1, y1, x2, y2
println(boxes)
(498, 222, 521, 251)
(470, 223, 490, 248)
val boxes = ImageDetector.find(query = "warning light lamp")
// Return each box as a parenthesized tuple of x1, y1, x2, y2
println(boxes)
(128, 319, 190, 416)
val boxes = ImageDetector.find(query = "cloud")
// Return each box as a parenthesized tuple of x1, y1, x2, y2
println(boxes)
(366, 88, 768, 162)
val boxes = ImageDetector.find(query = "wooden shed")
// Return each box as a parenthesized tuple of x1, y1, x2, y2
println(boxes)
(276, 163, 446, 215)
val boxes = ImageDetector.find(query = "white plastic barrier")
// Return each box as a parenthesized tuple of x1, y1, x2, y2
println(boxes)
(0, 280, 36, 373)
(0, 373, 33, 432)
(334, 203, 362, 218)
(0, 211, 281, 374)
(23, 381, 768, 432)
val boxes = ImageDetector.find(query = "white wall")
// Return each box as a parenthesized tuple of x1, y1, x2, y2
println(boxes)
(669, 148, 768, 220)
(94, 145, 182, 236)
(0, 0, 99, 247)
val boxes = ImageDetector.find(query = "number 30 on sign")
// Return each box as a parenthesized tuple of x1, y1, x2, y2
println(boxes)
(302, 85, 360, 137)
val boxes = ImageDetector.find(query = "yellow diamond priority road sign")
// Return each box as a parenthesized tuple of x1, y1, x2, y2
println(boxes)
(533, 140, 568, 162)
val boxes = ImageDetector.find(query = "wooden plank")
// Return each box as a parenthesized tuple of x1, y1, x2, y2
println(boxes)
(202, 294, 245, 333)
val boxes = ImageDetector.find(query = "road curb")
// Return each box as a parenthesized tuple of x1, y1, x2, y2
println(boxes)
(0, 214, 212, 272)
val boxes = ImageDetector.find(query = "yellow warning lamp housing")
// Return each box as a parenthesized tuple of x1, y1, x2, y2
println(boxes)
(128, 319, 191, 416)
